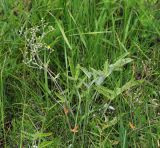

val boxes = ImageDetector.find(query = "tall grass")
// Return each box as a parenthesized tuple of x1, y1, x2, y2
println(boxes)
(0, 0, 160, 147)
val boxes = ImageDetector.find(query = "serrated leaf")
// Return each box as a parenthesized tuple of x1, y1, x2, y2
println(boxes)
(110, 58, 133, 71)
(95, 86, 115, 100)
(33, 132, 52, 140)
(22, 131, 52, 140)
(39, 141, 53, 148)
(91, 68, 103, 77)
(80, 67, 92, 78)
(96, 80, 143, 100)
(121, 79, 144, 92)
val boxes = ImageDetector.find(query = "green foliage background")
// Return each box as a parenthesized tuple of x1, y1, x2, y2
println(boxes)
(0, 0, 160, 147)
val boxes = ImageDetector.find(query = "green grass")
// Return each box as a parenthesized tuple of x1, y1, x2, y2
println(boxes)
(0, 0, 160, 147)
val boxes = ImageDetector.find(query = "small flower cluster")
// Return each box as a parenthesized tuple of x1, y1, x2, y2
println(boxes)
(21, 19, 54, 69)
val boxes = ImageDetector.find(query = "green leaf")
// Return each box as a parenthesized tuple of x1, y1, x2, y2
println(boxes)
(102, 117, 118, 130)
(55, 19, 72, 50)
(109, 58, 133, 71)
(121, 79, 144, 92)
(95, 85, 115, 100)
(22, 131, 52, 140)
(95, 80, 143, 100)
(75, 64, 80, 80)
(39, 141, 53, 148)
(33, 132, 52, 140)
(80, 67, 92, 78)
(103, 60, 109, 76)
(55, 92, 65, 103)
(68, 10, 87, 48)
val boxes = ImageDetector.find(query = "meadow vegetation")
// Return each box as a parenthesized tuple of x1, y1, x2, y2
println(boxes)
(0, 0, 160, 147)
